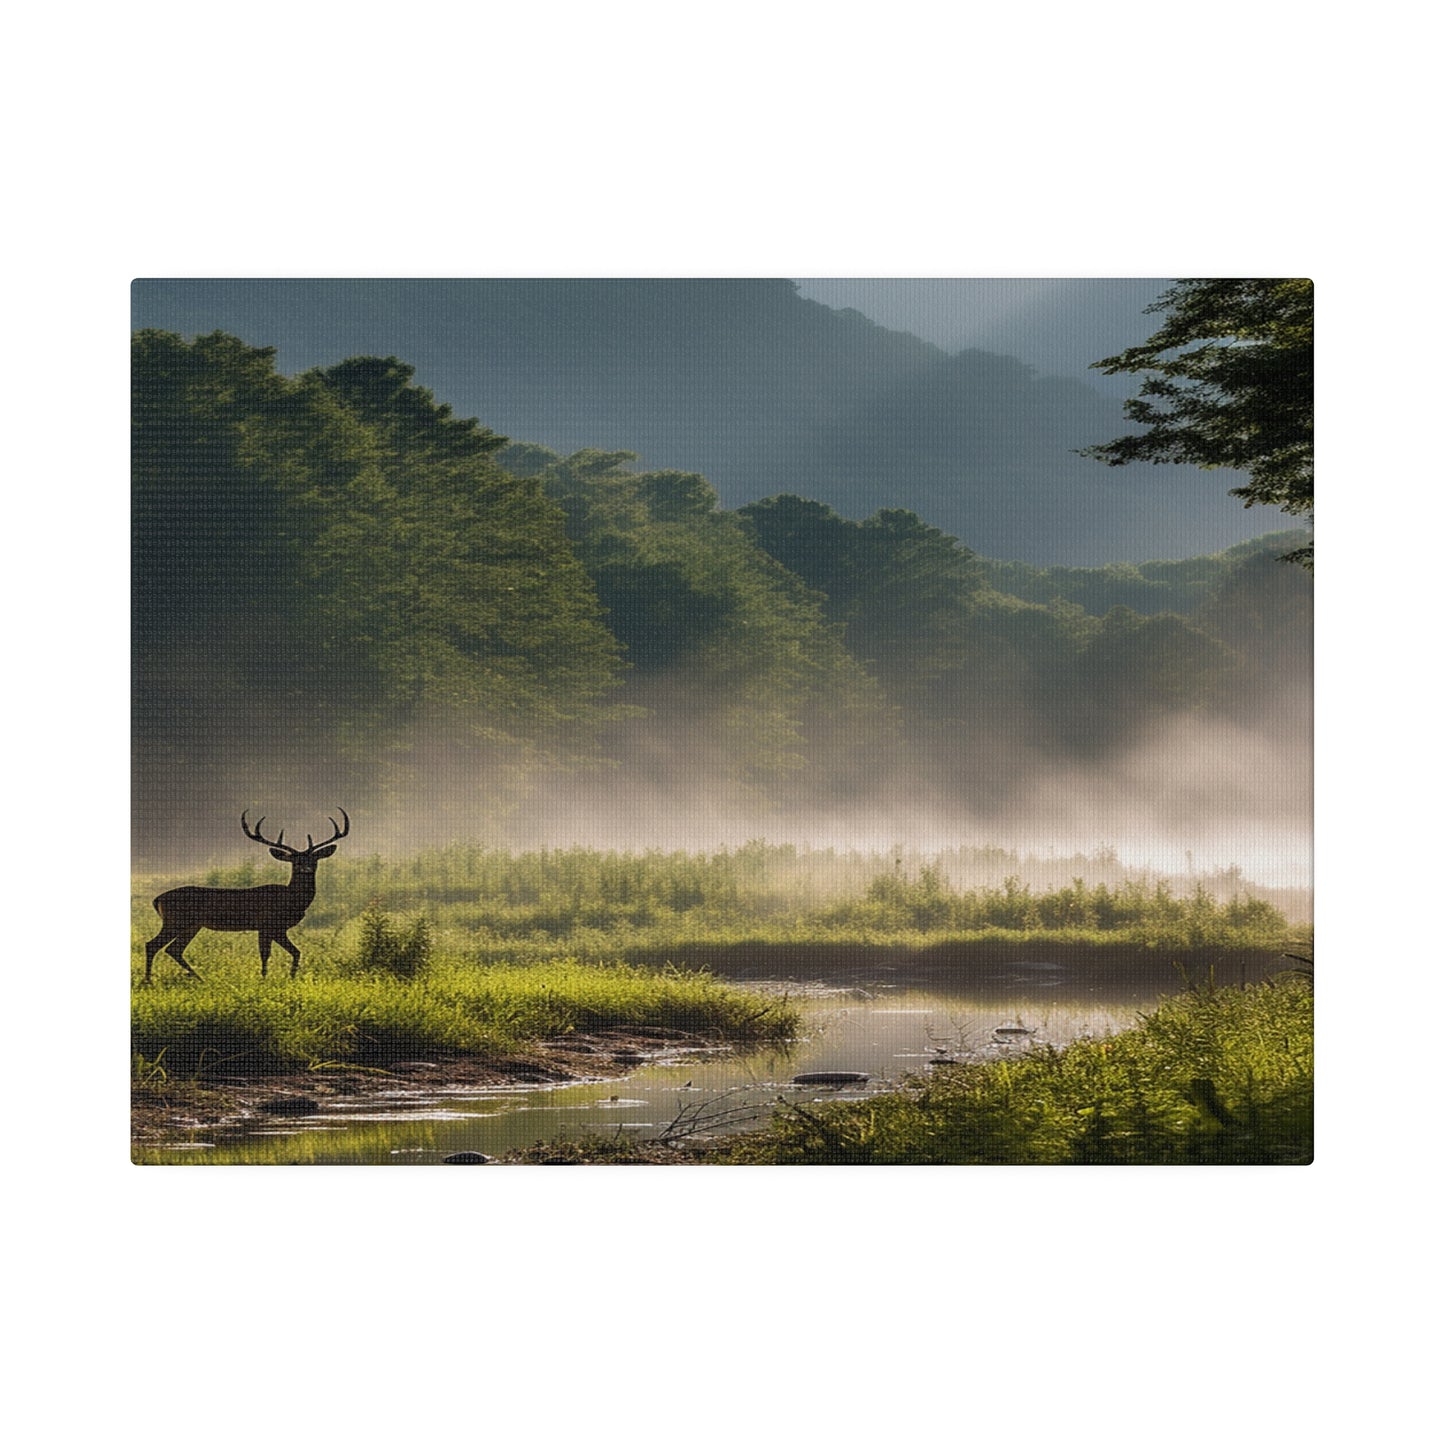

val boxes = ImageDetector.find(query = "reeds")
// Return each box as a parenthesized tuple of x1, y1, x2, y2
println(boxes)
(137, 843, 1297, 958)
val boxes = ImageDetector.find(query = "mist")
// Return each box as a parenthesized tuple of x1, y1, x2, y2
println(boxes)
(223, 703, 1311, 929)
(517, 720, 1304, 884)
(135, 648, 1310, 922)
(791, 278, 1172, 397)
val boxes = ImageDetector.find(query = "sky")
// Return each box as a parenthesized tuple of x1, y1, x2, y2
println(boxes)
(793, 278, 1170, 394)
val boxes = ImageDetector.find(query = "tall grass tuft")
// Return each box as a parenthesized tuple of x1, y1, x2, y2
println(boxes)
(355, 905, 432, 979)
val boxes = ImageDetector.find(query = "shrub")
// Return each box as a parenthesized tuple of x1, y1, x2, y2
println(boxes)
(355, 905, 432, 978)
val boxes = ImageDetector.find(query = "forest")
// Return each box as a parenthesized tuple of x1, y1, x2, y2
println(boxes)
(132, 328, 1311, 864)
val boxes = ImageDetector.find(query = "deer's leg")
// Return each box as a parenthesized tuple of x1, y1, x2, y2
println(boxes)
(164, 928, 203, 979)
(258, 933, 273, 978)
(277, 933, 302, 977)
(143, 929, 169, 984)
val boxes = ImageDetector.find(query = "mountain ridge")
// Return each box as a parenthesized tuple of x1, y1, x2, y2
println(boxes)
(130, 279, 1294, 563)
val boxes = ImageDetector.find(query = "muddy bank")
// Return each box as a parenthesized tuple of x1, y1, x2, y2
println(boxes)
(130, 1026, 713, 1150)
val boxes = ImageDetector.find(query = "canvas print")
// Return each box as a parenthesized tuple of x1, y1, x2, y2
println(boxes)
(130, 278, 1313, 1165)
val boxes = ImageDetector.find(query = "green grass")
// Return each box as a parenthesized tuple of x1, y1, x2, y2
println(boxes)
(132, 955, 797, 1079)
(714, 976, 1312, 1165)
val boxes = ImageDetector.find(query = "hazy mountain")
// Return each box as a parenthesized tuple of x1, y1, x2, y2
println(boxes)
(130, 278, 1290, 564)
(792, 278, 1173, 397)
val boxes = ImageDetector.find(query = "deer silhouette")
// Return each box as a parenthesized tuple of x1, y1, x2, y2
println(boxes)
(143, 809, 350, 982)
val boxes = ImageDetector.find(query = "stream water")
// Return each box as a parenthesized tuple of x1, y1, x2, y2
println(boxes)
(136, 950, 1258, 1165)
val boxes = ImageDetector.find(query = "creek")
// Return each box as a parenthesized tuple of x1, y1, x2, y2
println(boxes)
(133, 947, 1280, 1165)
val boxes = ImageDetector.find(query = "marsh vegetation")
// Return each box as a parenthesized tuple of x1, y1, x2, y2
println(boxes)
(138, 841, 1301, 966)
(132, 842, 1309, 1165)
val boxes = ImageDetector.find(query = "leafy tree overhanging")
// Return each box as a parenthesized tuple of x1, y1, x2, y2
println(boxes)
(1082, 279, 1313, 568)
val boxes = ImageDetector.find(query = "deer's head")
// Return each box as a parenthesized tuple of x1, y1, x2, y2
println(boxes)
(241, 809, 350, 874)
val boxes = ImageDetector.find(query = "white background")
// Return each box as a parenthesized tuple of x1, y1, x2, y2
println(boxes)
(4, 4, 1435, 1440)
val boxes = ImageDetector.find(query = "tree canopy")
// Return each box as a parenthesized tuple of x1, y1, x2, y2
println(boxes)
(500, 449, 896, 800)
(738, 495, 984, 711)
(132, 332, 622, 850)
(1083, 279, 1313, 567)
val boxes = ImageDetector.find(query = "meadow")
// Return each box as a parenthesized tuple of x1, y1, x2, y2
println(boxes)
(134, 841, 1302, 972)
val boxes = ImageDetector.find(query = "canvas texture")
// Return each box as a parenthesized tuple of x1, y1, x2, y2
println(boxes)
(131, 278, 1313, 1165)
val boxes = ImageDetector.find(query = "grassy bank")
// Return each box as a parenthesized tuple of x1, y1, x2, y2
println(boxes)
(717, 977, 1313, 1165)
(132, 957, 797, 1080)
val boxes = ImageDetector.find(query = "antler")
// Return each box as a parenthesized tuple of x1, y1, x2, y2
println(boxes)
(242, 808, 349, 856)
(307, 808, 350, 852)
(241, 811, 292, 854)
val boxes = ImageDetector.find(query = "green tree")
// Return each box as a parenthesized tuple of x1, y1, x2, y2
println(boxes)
(1197, 548, 1313, 704)
(132, 330, 386, 847)
(310, 357, 622, 746)
(1083, 279, 1313, 567)
(1076, 607, 1240, 718)
(515, 452, 895, 797)
(132, 334, 623, 853)
(318, 355, 508, 461)
(739, 495, 985, 703)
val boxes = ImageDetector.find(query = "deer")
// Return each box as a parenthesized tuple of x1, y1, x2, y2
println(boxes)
(143, 809, 350, 982)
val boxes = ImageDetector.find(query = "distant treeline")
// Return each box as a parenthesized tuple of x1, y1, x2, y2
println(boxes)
(132, 331, 1312, 856)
